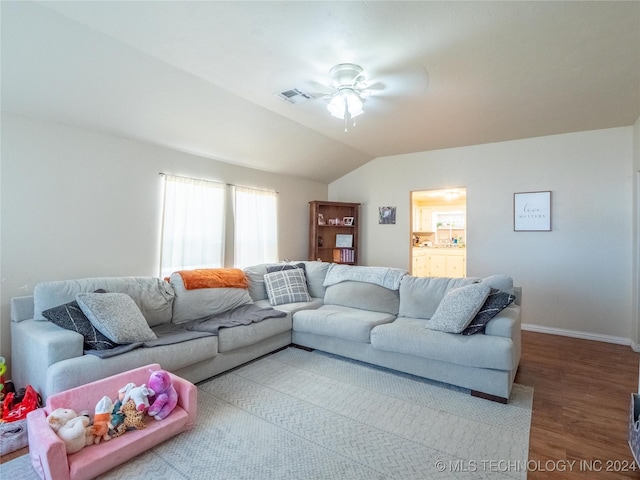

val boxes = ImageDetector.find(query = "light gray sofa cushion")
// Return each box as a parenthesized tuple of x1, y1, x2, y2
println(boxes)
(293, 305, 396, 343)
(481, 275, 514, 294)
(398, 276, 478, 320)
(303, 261, 331, 298)
(243, 263, 283, 301)
(76, 292, 158, 343)
(371, 317, 516, 370)
(426, 283, 491, 333)
(170, 273, 253, 324)
(217, 313, 292, 353)
(33, 277, 175, 327)
(324, 281, 400, 315)
(244, 261, 329, 301)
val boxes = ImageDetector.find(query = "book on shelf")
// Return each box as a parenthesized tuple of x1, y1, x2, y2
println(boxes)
(333, 248, 354, 263)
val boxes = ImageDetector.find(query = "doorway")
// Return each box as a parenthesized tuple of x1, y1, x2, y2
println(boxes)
(410, 188, 467, 277)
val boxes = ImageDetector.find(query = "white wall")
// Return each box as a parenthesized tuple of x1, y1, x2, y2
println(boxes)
(329, 127, 634, 341)
(0, 113, 328, 373)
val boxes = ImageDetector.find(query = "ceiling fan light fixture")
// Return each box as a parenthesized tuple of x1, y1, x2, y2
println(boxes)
(327, 88, 364, 119)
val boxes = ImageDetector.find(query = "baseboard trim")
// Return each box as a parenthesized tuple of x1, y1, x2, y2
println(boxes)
(522, 323, 632, 347)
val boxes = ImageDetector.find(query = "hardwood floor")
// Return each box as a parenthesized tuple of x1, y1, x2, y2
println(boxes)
(518, 331, 640, 479)
(2, 331, 640, 479)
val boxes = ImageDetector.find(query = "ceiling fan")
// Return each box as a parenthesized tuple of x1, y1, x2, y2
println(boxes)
(272, 62, 428, 132)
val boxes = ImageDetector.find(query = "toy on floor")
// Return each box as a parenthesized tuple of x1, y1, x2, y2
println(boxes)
(91, 396, 114, 444)
(47, 408, 93, 454)
(147, 370, 178, 420)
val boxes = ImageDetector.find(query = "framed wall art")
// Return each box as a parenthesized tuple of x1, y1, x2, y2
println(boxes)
(514, 191, 551, 231)
(378, 206, 396, 224)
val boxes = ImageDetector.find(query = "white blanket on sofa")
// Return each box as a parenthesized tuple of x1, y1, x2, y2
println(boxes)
(323, 264, 408, 290)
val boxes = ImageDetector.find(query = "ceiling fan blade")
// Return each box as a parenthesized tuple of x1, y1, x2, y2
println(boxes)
(367, 64, 429, 97)
(303, 80, 336, 98)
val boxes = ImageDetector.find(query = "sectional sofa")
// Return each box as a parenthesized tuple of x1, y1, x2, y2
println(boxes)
(10, 261, 521, 403)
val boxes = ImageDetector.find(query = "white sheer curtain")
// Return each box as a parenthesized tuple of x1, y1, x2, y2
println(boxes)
(160, 175, 226, 278)
(233, 186, 278, 268)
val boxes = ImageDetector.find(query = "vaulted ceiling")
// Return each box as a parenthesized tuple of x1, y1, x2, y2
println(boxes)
(2, 1, 639, 183)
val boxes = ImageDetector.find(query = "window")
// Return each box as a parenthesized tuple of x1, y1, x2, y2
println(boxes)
(233, 186, 278, 268)
(160, 175, 225, 278)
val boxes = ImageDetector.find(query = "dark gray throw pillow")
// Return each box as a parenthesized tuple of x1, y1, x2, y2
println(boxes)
(461, 288, 516, 335)
(42, 290, 118, 350)
(266, 263, 306, 274)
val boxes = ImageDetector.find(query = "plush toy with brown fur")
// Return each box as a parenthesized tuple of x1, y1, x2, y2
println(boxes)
(120, 399, 146, 430)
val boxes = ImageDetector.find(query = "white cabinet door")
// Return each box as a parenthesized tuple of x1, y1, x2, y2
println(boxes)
(429, 253, 447, 277)
(420, 208, 433, 232)
(446, 255, 465, 278)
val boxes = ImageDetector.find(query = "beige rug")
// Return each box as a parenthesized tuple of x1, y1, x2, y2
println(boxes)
(2, 347, 532, 479)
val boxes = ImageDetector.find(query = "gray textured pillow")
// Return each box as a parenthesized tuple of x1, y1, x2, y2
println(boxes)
(426, 283, 491, 333)
(264, 269, 311, 306)
(76, 292, 157, 343)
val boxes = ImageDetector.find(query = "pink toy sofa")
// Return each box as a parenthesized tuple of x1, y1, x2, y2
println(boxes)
(26, 363, 197, 480)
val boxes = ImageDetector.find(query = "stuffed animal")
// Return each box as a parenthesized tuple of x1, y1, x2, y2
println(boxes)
(47, 408, 93, 454)
(120, 383, 154, 412)
(147, 370, 178, 421)
(120, 399, 146, 430)
(91, 396, 114, 444)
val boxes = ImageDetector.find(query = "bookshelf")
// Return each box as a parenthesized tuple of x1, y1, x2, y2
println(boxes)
(308, 201, 360, 265)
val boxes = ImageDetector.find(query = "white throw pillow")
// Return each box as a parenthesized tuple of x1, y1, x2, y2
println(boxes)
(426, 283, 491, 334)
(76, 292, 157, 344)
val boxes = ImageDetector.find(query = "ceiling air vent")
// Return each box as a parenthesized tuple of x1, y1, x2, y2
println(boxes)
(274, 88, 315, 104)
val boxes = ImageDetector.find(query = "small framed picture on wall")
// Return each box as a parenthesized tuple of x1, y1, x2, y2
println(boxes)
(514, 191, 551, 231)
(379, 206, 396, 224)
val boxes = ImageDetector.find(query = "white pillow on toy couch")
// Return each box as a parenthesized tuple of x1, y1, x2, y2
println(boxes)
(425, 283, 491, 334)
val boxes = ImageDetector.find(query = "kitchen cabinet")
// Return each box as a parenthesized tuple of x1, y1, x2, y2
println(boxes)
(446, 254, 465, 277)
(412, 249, 429, 277)
(429, 252, 447, 277)
(411, 248, 466, 278)
(413, 207, 434, 232)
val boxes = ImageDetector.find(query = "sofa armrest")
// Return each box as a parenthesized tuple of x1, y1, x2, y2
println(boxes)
(168, 371, 198, 428)
(27, 408, 71, 480)
(484, 304, 520, 339)
(11, 319, 84, 399)
(11, 295, 35, 322)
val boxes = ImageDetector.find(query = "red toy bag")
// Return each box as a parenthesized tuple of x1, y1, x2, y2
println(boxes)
(2, 385, 42, 422)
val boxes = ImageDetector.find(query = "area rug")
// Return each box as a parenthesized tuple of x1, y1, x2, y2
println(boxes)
(1, 347, 532, 479)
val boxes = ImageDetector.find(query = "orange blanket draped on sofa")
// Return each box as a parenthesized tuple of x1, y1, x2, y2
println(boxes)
(177, 268, 248, 290)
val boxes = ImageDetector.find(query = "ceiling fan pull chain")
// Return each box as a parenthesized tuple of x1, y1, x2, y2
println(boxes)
(344, 96, 349, 132)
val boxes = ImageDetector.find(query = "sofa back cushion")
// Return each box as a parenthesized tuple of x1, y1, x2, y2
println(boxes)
(398, 276, 478, 320)
(324, 281, 400, 315)
(170, 272, 253, 324)
(243, 261, 329, 301)
(33, 277, 175, 327)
